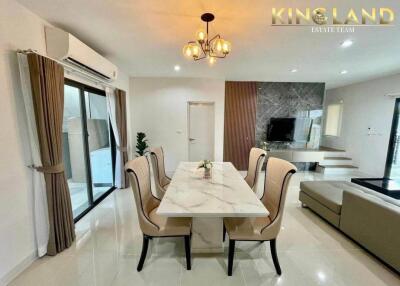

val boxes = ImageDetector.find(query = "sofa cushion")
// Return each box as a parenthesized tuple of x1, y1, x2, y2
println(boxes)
(299, 191, 341, 227)
(342, 183, 400, 208)
(300, 181, 349, 214)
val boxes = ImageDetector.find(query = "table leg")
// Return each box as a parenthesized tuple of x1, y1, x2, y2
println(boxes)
(191, 217, 224, 253)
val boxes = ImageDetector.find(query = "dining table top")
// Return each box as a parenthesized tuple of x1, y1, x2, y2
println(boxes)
(156, 162, 269, 218)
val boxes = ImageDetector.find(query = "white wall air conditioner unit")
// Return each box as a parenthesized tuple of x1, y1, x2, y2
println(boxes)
(45, 27, 118, 81)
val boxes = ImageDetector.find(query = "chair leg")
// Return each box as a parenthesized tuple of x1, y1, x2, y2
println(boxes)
(184, 235, 191, 270)
(223, 224, 226, 242)
(137, 234, 150, 272)
(228, 239, 236, 276)
(270, 239, 282, 275)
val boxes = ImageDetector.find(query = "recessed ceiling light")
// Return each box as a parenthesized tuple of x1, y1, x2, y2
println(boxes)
(317, 271, 326, 282)
(174, 65, 181, 71)
(341, 39, 353, 48)
(340, 70, 348, 75)
(291, 69, 298, 73)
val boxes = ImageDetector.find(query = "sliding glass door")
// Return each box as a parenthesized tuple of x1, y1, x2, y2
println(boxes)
(63, 79, 115, 220)
(385, 98, 400, 179)
(63, 84, 90, 216)
(84, 90, 114, 200)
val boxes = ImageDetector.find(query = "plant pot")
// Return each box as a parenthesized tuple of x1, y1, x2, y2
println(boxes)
(204, 168, 211, 179)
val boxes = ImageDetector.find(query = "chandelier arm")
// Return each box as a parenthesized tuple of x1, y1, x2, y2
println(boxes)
(208, 34, 221, 43)
(194, 55, 207, 61)
(198, 42, 208, 57)
(208, 34, 222, 55)
(208, 53, 227, 59)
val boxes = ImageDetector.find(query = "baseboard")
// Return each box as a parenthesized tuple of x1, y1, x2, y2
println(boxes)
(0, 251, 37, 285)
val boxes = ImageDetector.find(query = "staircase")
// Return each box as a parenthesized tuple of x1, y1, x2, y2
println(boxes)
(316, 149, 358, 175)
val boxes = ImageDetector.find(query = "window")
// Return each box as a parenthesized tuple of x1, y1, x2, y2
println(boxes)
(63, 79, 116, 221)
(324, 103, 342, 136)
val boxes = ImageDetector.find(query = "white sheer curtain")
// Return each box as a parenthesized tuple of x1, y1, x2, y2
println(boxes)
(106, 87, 124, 188)
(17, 53, 49, 257)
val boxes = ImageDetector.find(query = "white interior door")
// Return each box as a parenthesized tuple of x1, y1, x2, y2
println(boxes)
(188, 102, 215, 161)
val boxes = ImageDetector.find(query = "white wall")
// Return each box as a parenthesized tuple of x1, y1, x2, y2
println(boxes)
(321, 74, 400, 176)
(0, 0, 129, 283)
(130, 77, 225, 173)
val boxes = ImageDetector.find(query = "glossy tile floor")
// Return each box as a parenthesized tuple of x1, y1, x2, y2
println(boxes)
(10, 171, 400, 286)
(68, 181, 110, 217)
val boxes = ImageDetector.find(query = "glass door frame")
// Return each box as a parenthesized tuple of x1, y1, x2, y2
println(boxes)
(384, 98, 400, 179)
(65, 78, 116, 222)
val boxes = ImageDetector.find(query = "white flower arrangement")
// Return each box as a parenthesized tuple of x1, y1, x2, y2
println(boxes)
(198, 160, 213, 170)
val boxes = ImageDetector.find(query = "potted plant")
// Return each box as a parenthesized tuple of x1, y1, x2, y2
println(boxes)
(136, 132, 149, 156)
(198, 160, 213, 179)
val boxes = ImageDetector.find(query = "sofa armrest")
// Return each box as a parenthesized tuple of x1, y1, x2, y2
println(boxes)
(340, 190, 400, 272)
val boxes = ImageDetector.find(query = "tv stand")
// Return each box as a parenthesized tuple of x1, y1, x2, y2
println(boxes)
(267, 147, 325, 163)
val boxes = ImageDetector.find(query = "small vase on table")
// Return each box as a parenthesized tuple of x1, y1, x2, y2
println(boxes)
(198, 160, 213, 179)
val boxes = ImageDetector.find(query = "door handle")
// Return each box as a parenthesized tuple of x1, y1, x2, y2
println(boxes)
(189, 138, 196, 142)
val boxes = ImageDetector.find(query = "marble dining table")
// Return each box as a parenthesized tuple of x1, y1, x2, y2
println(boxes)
(157, 162, 269, 253)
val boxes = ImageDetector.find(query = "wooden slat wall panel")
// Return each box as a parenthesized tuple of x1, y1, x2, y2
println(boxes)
(223, 81, 257, 170)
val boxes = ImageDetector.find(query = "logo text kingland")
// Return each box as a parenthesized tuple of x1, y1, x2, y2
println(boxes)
(272, 8, 395, 26)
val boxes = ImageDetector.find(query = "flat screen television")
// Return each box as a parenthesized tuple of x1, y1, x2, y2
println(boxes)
(267, 118, 296, 142)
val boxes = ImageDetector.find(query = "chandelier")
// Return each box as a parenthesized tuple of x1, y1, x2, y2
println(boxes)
(182, 13, 231, 65)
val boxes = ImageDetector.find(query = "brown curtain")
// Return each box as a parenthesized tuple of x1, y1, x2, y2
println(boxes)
(115, 89, 129, 188)
(27, 53, 75, 255)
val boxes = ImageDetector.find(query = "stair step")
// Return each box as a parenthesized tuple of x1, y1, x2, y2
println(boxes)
(319, 165, 358, 169)
(316, 164, 358, 175)
(323, 151, 347, 157)
(322, 157, 353, 165)
(320, 146, 346, 152)
(323, 157, 352, 160)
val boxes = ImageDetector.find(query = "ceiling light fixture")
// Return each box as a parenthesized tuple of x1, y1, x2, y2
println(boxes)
(183, 13, 231, 65)
(174, 65, 181, 71)
(341, 39, 353, 48)
(291, 69, 298, 73)
(340, 70, 348, 74)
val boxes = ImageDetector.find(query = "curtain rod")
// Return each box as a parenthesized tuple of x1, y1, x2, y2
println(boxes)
(17, 49, 116, 90)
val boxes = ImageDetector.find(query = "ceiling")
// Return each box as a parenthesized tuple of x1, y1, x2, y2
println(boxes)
(17, 0, 400, 89)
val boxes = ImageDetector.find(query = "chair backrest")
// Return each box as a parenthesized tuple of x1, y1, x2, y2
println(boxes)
(245, 147, 267, 191)
(261, 157, 296, 222)
(125, 156, 160, 235)
(149, 147, 168, 186)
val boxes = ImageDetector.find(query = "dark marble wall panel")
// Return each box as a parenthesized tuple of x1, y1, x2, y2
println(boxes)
(255, 82, 325, 147)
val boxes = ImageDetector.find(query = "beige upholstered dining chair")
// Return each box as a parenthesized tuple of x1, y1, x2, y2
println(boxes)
(125, 156, 192, 271)
(224, 157, 296, 276)
(149, 147, 171, 199)
(244, 147, 267, 193)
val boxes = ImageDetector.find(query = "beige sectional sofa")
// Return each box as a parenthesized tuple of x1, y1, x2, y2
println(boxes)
(299, 181, 400, 273)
